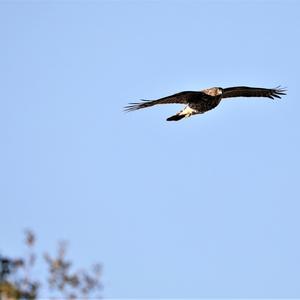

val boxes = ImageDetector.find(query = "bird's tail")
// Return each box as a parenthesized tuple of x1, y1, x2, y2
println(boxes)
(166, 114, 186, 121)
(167, 106, 199, 121)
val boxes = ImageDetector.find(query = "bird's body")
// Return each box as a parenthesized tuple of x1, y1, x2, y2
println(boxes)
(125, 86, 286, 121)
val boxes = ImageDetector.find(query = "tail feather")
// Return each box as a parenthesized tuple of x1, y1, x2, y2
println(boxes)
(166, 114, 186, 121)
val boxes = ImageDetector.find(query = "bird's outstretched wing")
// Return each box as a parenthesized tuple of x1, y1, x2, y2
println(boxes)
(124, 91, 204, 112)
(222, 86, 287, 100)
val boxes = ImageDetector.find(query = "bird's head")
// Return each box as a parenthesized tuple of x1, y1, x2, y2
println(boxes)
(202, 87, 223, 96)
(216, 87, 223, 95)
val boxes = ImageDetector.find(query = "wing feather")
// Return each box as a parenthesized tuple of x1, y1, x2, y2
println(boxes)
(124, 91, 203, 112)
(222, 86, 287, 100)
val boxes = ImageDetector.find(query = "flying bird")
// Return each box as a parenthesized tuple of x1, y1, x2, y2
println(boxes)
(124, 86, 286, 121)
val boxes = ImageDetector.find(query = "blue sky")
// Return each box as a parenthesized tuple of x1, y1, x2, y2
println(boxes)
(1, 0, 300, 298)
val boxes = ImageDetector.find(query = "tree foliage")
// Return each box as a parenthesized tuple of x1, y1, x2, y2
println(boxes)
(0, 230, 102, 300)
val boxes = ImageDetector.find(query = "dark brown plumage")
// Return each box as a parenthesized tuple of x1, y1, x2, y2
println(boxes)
(125, 86, 286, 121)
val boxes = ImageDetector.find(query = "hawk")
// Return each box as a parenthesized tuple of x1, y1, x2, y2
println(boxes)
(124, 86, 286, 121)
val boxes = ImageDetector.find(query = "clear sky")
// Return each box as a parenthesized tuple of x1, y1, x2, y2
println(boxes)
(1, 0, 300, 298)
